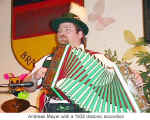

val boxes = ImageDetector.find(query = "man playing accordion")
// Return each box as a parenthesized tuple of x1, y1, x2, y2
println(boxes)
(24, 11, 141, 113)
(23, 11, 116, 112)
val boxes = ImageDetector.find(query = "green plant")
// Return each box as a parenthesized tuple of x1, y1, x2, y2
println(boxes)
(136, 51, 150, 103)
(104, 49, 122, 64)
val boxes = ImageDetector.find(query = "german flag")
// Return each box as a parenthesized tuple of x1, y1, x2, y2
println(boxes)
(12, 0, 84, 71)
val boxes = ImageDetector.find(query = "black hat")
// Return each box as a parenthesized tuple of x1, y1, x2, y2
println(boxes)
(51, 13, 89, 35)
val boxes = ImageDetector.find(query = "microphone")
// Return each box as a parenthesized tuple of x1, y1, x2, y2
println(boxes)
(0, 82, 34, 87)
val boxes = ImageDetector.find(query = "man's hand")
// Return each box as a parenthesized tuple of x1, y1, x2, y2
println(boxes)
(24, 67, 47, 92)
(33, 67, 48, 80)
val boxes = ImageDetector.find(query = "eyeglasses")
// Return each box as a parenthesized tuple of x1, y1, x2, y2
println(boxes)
(57, 24, 76, 34)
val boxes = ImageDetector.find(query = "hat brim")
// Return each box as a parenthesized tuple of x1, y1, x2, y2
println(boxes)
(51, 17, 89, 35)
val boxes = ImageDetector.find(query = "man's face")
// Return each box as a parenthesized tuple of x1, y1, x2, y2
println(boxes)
(57, 22, 83, 47)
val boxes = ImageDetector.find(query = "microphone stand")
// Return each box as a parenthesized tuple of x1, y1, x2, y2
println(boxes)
(0, 82, 34, 94)
(0, 82, 34, 87)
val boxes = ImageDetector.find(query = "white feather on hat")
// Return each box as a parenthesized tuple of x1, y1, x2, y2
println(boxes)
(69, 2, 88, 25)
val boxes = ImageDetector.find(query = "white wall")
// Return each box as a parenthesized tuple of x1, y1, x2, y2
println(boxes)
(0, 0, 27, 83)
(0, 0, 144, 81)
(85, 0, 143, 59)
(0, 0, 144, 80)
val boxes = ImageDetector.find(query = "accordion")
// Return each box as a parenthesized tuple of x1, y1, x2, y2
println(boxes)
(43, 44, 140, 113)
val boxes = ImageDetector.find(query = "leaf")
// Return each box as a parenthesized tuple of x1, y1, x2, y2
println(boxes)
(124, 30, 137, 45)
(140, 72, 149, 80)
(122, 46, 149, 61)
(135, 37, 146, 46)
(136, 51, 150, 65)
(122, 47, 138, 61)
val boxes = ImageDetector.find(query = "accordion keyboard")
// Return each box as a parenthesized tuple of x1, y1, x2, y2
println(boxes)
(51, 45, 140, 113)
